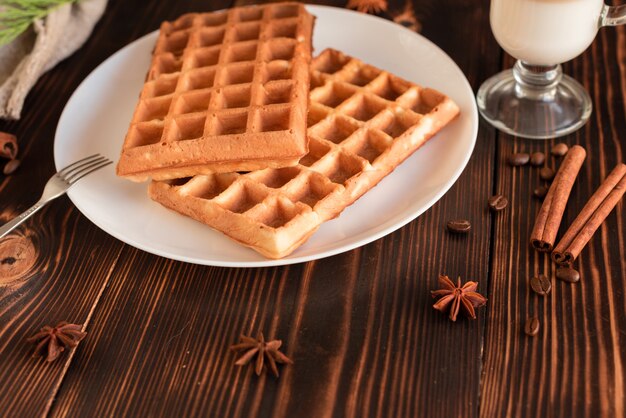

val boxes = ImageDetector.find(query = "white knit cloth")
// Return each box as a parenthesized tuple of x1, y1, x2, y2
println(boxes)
(0, 0, 107, 119)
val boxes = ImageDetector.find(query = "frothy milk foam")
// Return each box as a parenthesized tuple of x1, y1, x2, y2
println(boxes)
(491, 0, 604, 65)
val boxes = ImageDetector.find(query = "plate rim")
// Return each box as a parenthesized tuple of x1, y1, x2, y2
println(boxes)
(54, 5, 478, 268)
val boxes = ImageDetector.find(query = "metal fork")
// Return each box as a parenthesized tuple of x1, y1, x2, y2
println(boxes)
(0, 154, 112, 239)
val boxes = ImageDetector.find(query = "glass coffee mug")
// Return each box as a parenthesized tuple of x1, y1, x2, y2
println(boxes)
(477, 0, 626, 139)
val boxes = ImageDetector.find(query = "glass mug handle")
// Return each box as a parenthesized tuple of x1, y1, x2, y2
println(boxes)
(601, 4, 626, 26)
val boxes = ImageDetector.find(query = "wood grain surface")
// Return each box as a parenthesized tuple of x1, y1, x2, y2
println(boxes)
(0, 0, 623, 417)
(481, 31, 626, 418)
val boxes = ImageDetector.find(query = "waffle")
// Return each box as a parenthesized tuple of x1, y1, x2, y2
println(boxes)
(116, 3, 314, 182)
(149, 49, 460, 258)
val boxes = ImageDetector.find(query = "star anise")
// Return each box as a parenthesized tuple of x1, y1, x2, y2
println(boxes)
(431, 275, 487, 321)
(346, 0, 388, 14)
(230, 332, 293, 377)
(27, 322, 87, 362)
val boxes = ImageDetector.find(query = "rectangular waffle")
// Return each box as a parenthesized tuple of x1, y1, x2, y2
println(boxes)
(149, 49, 460, 258)
(116, 3, 314, 182)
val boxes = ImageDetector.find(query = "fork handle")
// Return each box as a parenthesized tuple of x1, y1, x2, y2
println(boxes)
(0, 200, 46, 239)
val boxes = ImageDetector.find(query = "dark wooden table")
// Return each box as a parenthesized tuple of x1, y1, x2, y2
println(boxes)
(1, 0, 625, 416)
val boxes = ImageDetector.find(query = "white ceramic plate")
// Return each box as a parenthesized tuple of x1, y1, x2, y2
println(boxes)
(54, 5, 478, 267)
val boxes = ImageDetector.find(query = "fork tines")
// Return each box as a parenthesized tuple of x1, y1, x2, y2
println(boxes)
(59, 154, 112, 183)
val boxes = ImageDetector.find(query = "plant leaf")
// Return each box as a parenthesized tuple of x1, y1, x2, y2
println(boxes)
(0, 0, 78, 46)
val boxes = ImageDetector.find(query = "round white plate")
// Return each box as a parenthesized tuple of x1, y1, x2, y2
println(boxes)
(54, 5, 478, 267)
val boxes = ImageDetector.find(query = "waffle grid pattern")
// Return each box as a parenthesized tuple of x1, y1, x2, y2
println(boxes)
(149, 49, 460, 258)
(117, 3, 313, 181)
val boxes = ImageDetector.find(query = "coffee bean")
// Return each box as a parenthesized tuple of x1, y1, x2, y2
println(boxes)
(524, 317, 540, 336)
(551, 143, 569, 157)
(488, 195, 508, 211)
(507, 152, 530, 166)
(3, 159, 20, 175)
(539, 167, 556, 181)
(0, 132, 17, 160)
(446, 219, 471, 233)
(530, 274, 551, 296)
(556, 267, 580, 283)
(533, 185, 549, 198)
(530, 152, 545, 166)
(3, 142, 16, 160)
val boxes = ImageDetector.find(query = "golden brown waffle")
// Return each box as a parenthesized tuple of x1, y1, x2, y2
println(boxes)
(116, 3, 314, 181)
(149, 49, 460, 258)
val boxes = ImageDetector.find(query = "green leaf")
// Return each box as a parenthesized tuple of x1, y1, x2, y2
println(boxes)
(0, 0, 78, 46)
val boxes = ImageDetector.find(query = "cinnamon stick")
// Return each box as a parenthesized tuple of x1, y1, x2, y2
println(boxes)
(530, 145, 586, 252)
(552, 163, 626, 266)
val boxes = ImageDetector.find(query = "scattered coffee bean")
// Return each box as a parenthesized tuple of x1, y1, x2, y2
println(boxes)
(0, 132, 17, 160)
(539, 167, 556, 181)
(556, 267, 580, 283)
(551, 143, 569, 157)
(524, 317, 540, 336)
(446, 219, 471, 233)
(533, 185, 549, 198)
(530, 152, 545, 166)
(530, 274, 551, 296)
(3, 143, 16, 160)
(3, 159, 20, 175)
(507, 152, 530, 166)
(488, 195, 508, 211)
